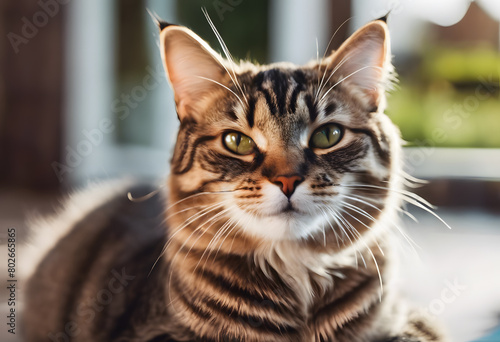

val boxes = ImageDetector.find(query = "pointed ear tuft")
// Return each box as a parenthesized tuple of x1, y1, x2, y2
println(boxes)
(158, 21, 175, 31)
(376, 11, 391, 23)
(145, 9, 175, 31)
(325, 21, 392, 110)
(160, 26, 228, 121)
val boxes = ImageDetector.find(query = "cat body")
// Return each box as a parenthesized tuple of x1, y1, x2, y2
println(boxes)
(23, 18, 446, 342)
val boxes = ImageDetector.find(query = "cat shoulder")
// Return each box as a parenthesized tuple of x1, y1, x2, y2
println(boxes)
(20, 179, 145, 280)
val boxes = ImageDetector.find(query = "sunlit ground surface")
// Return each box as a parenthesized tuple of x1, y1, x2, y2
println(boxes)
(399, 208, 500, 342)
(0, 191, 499, 342)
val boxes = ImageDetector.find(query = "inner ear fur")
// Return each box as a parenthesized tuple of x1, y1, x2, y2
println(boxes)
(324, 20, 392, 109)
(160, 26, 229, 120)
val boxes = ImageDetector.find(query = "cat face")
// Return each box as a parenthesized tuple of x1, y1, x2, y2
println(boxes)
(161, 21, 402, 244)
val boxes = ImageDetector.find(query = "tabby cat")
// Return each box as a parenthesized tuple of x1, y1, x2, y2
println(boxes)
(23, 17, 447, 342)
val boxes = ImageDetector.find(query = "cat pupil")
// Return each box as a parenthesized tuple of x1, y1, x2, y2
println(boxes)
(311, 124, 342, 148)
(235, 133, 242, 146)
(223, 132, 254, 155)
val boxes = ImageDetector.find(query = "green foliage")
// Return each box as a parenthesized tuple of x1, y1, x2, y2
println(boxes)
(387, 78, 500, 148)
(422, 46, 500, 83)
(387, 46, 500, 148)
(177, 0, 269, 63)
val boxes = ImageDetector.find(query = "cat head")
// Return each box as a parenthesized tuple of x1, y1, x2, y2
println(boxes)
(160, 19, 402, 246)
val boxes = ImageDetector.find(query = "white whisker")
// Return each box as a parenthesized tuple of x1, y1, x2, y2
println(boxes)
(197, 76, 246, 108)
(320, 66, 381, 102)
(338, 205, 385, 257)
(166, 207, 231, 304)
(343, 183, 434, 209)
(332, 207, 367, 268)
(165, 189, 234, 213)
(316, 55, 349, 101)
(149, 202, 225, 277)
(326, 207, 365, 269)
(400, 170, 429, 188)
(202, 8, 248, 105)
(342, 183, 451, 230)
(319, 208, 341, 248)
(316, 17, 353, 100)
(165, 203, 214, 220)
(195, 212, 236, 273)
(212, 217, 242, 262)
(352, 228, 384, 301)
(343, 193, 420, 254)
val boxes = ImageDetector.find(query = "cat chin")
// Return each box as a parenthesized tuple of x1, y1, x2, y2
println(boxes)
(231, 208, 324, 241)
(229, 183, 332, 241)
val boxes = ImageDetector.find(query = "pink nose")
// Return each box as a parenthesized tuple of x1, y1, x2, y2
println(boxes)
(272, 175, 304, 198)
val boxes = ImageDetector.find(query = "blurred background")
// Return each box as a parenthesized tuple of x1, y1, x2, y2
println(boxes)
(0, 0, 499, 341)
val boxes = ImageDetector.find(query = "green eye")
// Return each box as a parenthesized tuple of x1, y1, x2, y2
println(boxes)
(310, 124, 343, 149)
(223, 132, 256, 155)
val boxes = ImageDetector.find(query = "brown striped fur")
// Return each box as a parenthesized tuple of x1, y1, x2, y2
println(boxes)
(23, 19, 447, 342)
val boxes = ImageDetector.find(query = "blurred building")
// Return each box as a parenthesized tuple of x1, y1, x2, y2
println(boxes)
(0, 1, 64, 190)
(434, 2, 499, 48)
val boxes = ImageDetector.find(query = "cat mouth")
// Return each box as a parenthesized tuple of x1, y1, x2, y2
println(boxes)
(282, 203, 296, 212)
(276, 202, 303, 216)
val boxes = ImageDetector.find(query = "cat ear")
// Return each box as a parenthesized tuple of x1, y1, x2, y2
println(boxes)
(325, 20, 392, 109)
(160, 25, 228, 120)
